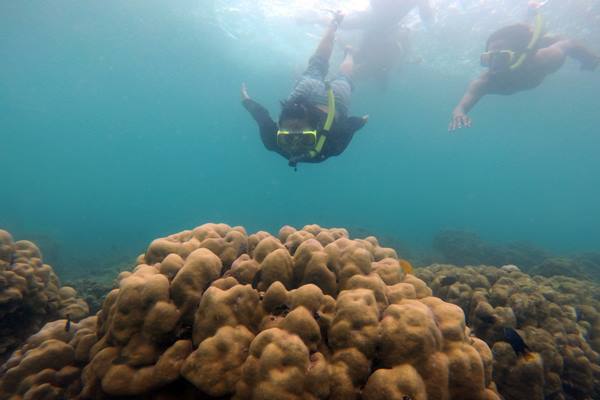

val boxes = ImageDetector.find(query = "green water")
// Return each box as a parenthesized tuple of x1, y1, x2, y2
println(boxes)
(1, 0, 599, 277)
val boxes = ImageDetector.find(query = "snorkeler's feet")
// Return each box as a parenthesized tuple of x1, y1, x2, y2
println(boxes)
(344, 45, 354, 57)
(581, 55, 600, 71)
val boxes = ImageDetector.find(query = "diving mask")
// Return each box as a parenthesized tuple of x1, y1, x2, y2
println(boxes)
(480, 50, 516, 70)
(276, 130, 318, 148)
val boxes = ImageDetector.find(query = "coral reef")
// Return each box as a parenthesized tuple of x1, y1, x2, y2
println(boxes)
(0, 317, 98, 399)
(432, 230, 600, 282)
(432, 230, 548, 270)
(417, 264, 600, 400)
(0, 224, 500, 400)
(65, 278, 116, 315)
(0, 229, 89, 363)
(527, 257, 590, 280)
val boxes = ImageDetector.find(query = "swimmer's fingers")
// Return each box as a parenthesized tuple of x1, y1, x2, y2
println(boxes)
(331, 10, 344, 28)
(448, 116, 461, 131)
(463, 115, 472, 128)
(241, 83, 250, 101)
(448, 120, 455, 131)
(448, 114, 471, 131)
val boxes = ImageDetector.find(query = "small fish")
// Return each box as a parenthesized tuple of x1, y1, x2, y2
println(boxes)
(399, 259, 413, 275)
(503, 327, 531, 357)
(440, 275, 458, 286)
(65, 314, 71, 332)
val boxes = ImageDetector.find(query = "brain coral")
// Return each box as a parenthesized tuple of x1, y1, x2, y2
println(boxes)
(417, 264, 600, 400)
(0, 229, 89, 363)
(0, 224, 499, 400)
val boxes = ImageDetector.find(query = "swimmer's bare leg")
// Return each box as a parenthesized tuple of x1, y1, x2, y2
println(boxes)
(538, 40, 600, 72)
(339, 46, 355, 78)
(562, 40, 600, 70)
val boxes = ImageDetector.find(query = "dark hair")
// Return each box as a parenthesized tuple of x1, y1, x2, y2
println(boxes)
(486, 24, 533, 53)
(278, 97, 322, 128)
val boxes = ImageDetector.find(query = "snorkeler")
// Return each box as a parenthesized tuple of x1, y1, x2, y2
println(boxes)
(335, 0, 434, 86)
(340, 0, 434, 31)
(241, 13, 368, 169)
(449, 13, 600, 131)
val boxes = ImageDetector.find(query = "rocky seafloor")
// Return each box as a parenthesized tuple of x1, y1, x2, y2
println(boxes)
(0, 224, 599, 400)
(431, 230, 600, 283)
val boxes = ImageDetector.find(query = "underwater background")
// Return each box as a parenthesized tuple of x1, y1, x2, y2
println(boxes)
(1, 0, 600, 279)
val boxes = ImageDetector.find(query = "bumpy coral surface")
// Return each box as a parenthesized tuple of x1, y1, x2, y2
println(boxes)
(417, 264, 600, 400)
(1, 224, 499, 400)
(0, 230, 89, 362)
(0, 317, 98, 399)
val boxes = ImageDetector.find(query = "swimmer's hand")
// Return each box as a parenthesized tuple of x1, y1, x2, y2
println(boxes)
(241, 83, 250, 101)
(330, 10, 344, 29)
(449, 109, 472, 131)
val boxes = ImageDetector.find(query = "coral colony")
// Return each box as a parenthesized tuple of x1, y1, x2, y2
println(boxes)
(1, 224, 599, 399)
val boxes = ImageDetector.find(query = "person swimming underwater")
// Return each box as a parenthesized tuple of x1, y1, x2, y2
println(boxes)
(449, 13, 599, 131)
(241, 13, 368, 169)
(304, 0, 434, 88)
(342, 0, 434, 87)
(340, 0, 434, 31)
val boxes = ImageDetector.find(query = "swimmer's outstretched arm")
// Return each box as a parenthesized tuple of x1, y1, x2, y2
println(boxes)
(240, 83, 278, 151)
(313, 12, 344, 62)
(449, 75, 489, 131)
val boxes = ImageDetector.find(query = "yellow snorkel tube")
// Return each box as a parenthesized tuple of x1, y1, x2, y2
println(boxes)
(510, 13, 544, 70)
(307, 87, 336, 159)
(323, 86, 336, 131)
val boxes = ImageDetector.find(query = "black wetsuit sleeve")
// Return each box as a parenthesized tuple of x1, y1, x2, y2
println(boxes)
(242, 98, 279, 151)
(326, 116, 367, 156)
